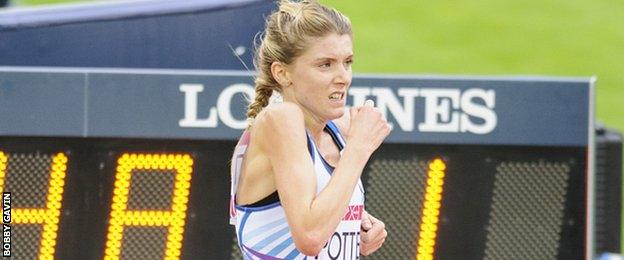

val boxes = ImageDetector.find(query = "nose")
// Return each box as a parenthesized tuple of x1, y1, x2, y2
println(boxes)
(334, 62, 352, 87)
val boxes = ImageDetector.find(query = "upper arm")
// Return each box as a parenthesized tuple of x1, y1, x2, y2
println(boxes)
(252, 103, 318, 231)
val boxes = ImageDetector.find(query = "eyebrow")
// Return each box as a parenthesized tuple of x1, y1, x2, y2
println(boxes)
(312, 54, 354, 62)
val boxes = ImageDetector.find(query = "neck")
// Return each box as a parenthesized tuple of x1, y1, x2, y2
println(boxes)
(282, 96, 328, 142)
(303, 111, 326, 142)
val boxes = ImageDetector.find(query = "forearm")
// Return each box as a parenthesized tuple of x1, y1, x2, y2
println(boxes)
(303, 145, 369, 239)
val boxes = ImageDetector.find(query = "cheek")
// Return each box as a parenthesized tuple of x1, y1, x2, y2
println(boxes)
(292, 70, 332, 102)
(297, 86, 324, 109)
(294, 85, 315, 103)
(297, 78, 327, 98)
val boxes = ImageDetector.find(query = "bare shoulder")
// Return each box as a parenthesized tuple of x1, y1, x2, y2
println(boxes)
(332, 107, 351, 138)
(251, 102, 306, 145)
(254, 102, 304, 129)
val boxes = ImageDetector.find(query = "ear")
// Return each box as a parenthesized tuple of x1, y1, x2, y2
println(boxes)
(270, 61, 292, 88)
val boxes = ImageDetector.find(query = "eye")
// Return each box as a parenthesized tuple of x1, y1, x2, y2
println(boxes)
(344, 59, 353, 69)
(319, 62, 331, 68)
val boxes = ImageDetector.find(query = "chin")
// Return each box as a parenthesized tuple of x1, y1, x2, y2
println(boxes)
(327, 108, 345, 121)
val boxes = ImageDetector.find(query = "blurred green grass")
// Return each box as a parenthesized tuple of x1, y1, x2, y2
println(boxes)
(15, 0, 624, 132)
(322, 0, 623, 133)
(10, 0, 624, 254)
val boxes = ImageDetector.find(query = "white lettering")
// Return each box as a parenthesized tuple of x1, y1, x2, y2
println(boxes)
(178, 83, 497, 134)
(217, 84, 254, 129)
(460, 88, 497, 134)
(418, 88, 461, 132)
(2, 224, 9, 257)
(348, 87, 371, 107)
(2, 193, 9, 224)
(371, 88, 419, 131)
(179, 84, 218, 128)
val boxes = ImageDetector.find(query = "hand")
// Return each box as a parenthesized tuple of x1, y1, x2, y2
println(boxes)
(347, 100, 391, 156)
(360, 210, 387, 256)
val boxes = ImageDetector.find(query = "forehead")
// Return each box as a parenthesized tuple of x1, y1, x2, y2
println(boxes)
(299, 33, 353, 61)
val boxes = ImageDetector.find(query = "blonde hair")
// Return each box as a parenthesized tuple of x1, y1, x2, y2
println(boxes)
(246, 0, 352, 125)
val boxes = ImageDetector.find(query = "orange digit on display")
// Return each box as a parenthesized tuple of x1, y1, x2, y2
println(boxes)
(416, 158, 446, 260)
(103, 153, 193, 260)
(0, 151, 69, 260)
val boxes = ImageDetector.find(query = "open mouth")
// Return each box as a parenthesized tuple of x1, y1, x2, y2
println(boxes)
(329, 92, 344, 101)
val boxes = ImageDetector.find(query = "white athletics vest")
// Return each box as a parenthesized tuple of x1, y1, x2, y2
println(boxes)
(229, 121, 365, 259)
